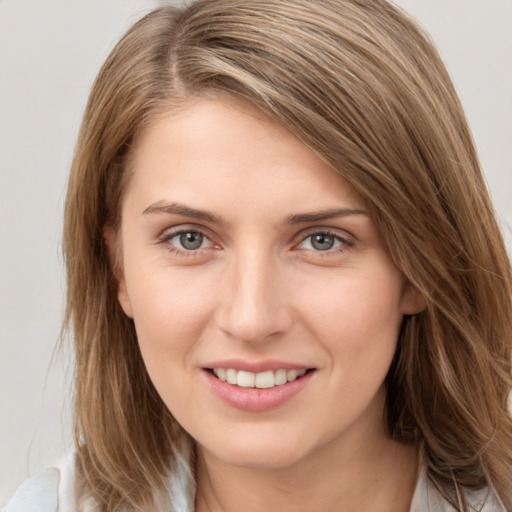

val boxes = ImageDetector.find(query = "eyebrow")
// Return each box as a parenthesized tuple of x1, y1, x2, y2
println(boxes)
(283, 208, 368, 224)
(142, 201, 367, 225)
(142, 201, 224, 224)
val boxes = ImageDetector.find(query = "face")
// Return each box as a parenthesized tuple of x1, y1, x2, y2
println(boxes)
(114, 98, 423, 470)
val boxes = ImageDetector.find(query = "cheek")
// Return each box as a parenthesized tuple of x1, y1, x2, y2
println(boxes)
(298, 271, 404, 428)
(295, 267, 404, 384)
(300, 268, 403, 335)
(125, 266, 217, 374)
(125, 268, 220, 419)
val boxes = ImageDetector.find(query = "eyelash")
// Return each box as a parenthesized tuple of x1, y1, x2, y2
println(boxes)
(157, 227, 354, 257)
(295, 229, 353, 255)
(157, 228, 215, 257)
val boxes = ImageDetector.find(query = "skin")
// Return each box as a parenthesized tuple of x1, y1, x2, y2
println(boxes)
(113, 97, 425, 511)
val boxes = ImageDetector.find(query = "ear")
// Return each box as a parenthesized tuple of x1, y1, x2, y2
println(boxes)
(401, 281, 426, 315)
(103, 226, 133, 318)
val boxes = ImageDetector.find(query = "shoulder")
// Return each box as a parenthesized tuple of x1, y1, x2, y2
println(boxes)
(410, 466, 508, 512)
(1, 469, 59, 512)
(2, 443, 196, 512)
(1, 453, 86, 512)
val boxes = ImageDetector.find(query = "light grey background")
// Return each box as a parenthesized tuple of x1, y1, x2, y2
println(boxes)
(1, 0, 511, 504)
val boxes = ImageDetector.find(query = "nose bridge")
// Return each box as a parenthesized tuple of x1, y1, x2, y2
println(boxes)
(216, 243, 291, 343)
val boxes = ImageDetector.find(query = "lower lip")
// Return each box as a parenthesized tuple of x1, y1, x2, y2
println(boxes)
(203, 370, 315, 412)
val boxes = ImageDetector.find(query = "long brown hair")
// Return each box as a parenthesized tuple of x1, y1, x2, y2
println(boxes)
(63, 1, 512, 510)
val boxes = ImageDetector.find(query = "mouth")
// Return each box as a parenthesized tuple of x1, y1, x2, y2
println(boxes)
(206, 367, 316, 389)
(203, 364, 317, 412)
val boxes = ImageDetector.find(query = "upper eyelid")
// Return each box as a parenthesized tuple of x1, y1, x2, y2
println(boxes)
(158, 228, 216, 256)
(158, 223, 214, 240)
(156, 226, 216, 252)
(294, 226, 354, 244)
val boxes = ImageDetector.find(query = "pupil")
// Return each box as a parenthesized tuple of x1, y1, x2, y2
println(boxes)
(180, 232, 203, 250)
(311, 234, 334, 251)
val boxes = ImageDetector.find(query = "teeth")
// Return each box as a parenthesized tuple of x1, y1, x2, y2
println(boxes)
(274, 369, 287, 385)
(212, 368, 308, 388)
(237, 371, 255, 388)
(255, 370, 274, 389)
(226, 368, 237, 385)
(287, 369, 298, 382)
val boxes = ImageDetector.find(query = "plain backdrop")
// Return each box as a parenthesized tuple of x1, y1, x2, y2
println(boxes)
(1, 0, 511, 504)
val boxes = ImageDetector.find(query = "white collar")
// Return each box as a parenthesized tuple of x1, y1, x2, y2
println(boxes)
(48, 442, 504, 512)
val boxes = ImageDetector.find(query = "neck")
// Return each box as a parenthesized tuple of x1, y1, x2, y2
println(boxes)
(195, 419, 418, 512)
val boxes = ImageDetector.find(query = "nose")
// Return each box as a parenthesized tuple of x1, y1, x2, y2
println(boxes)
(215, 248, 293, 344)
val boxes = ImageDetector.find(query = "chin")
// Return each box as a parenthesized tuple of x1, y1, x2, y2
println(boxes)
(199, 431, 313, 470)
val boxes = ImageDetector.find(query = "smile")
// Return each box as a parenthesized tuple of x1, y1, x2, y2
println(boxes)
(211, 368, 308, 388)
(204, 366, 316, 412)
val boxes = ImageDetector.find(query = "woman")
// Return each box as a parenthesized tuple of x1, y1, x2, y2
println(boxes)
(3, 0, 511, 511)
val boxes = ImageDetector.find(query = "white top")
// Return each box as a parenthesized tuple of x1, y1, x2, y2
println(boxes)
(2, 452, 507, 512)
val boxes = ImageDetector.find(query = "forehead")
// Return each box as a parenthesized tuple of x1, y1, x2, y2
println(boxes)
(124, 97, 364, 219)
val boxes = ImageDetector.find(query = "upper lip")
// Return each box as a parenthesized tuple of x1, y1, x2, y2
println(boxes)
(203, 359, 314, 373)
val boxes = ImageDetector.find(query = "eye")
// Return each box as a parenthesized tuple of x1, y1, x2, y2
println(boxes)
(297, 231, 348, 252)
(164, 230, 214, 252)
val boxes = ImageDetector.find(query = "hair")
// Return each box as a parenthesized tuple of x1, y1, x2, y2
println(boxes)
(62, 0, 512, 510)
